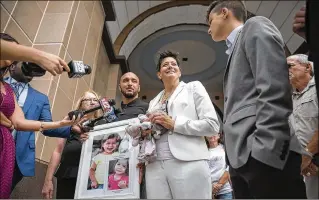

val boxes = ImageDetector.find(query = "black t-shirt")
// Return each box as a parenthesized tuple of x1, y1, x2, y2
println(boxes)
(118, 98, 149, 121)
(54, 98, 149, 179)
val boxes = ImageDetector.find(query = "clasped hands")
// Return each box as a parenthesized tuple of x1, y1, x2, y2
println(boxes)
(141, 112, 175, 136)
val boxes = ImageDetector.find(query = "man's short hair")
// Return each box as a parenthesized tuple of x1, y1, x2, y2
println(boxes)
(156, 50, 180, 72)
(288, 54, 314, 76)
(0, 32, 19, 44)
(206, 0, 247, 23)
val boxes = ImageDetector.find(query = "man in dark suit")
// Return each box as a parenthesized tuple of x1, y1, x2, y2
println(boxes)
(4, 60, 72, 191)
(293, 1, 319, 101)
(206, 0, 306, 198)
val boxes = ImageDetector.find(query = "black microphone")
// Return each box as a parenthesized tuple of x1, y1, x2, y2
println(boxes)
(68, 97, 116, 120)
(79, 99, 118, 129)
(21, 60, 91, 78)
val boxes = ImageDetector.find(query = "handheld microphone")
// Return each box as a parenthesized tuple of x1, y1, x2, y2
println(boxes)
(68, 97, 116, 120)
(21, 60, 91, 78)
(81, 98, 118, 128)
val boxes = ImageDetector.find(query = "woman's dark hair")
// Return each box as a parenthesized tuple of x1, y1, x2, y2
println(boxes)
(156, 50, 180, 72)
(0, 33, 19, 81)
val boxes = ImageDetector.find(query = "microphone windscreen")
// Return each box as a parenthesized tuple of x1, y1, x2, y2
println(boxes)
(99, 97, 111, 113)
(85, 65, 92, 74)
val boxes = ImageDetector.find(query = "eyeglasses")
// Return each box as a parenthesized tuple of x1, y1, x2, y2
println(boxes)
(81, 98, 99, 103)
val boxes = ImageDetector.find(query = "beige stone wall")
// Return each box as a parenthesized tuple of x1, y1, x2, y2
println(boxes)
(1, 1, 120, 197)
(1, 0, 109, 162)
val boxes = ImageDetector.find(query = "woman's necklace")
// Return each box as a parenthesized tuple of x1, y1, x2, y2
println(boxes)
(161, 91, 171, 103)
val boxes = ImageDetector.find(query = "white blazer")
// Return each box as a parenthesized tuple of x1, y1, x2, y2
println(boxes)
(148, 81, 220, 161)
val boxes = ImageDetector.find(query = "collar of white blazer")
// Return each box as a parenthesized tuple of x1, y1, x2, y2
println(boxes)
(149, 81, 186, 112)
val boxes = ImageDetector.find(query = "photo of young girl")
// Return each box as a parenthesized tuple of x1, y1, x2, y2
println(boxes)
(108, 159, 130, 191)
(88, 133, 122, 190)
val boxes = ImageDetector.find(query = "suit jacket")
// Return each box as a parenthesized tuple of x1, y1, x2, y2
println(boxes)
(306, 0, 319, 100)
(148, 81, 220, 161)
(15, 86, 71, 176)
(223, 16, 303, 170)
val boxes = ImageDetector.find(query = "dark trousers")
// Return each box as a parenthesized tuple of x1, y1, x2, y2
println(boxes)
(11, 162, 24, 192)
(229, 151, 306, 199)
(56, 178, 77, 199)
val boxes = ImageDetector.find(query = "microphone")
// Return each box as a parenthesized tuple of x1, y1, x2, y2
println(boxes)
(21, 60, 91, 78)
(81, 98, 118, 129)
(68, 97, 116, 120)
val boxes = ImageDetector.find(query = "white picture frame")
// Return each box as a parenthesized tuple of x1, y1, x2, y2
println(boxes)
(75, 119, 140, 199)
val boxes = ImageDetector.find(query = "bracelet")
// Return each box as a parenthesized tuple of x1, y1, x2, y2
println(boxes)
(39, 122, 44, 132)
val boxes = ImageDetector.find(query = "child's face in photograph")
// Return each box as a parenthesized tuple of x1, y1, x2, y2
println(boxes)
(103, 138, 118, 154)
(114, 160, 127, 175)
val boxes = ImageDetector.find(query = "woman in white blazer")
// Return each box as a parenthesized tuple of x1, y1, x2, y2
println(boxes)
(145, 50, 220, 199)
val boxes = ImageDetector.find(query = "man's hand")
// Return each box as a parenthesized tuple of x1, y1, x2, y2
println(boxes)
(293, 6, 306, 39)
(42, 180, 54, 199)
(302, 162, 318, 176)
(301, 154, 312, 172)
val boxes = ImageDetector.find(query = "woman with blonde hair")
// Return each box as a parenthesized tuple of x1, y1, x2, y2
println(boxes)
(41, 90, 103, 199)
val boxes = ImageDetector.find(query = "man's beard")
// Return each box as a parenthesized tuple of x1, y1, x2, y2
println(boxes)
(121, 90, 137, 99)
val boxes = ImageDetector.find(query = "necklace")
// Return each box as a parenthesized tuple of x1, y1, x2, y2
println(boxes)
(161, 91, 171, 103)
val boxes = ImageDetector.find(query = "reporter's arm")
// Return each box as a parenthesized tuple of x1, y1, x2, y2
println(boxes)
(40, 96, 71, 138)
(9, 94, 77, 131)
(0, 39, 69, 74)
(42, 138, 66, 199)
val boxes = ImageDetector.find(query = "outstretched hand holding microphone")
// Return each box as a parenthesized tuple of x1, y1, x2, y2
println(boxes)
(1, 39, 70, 76)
